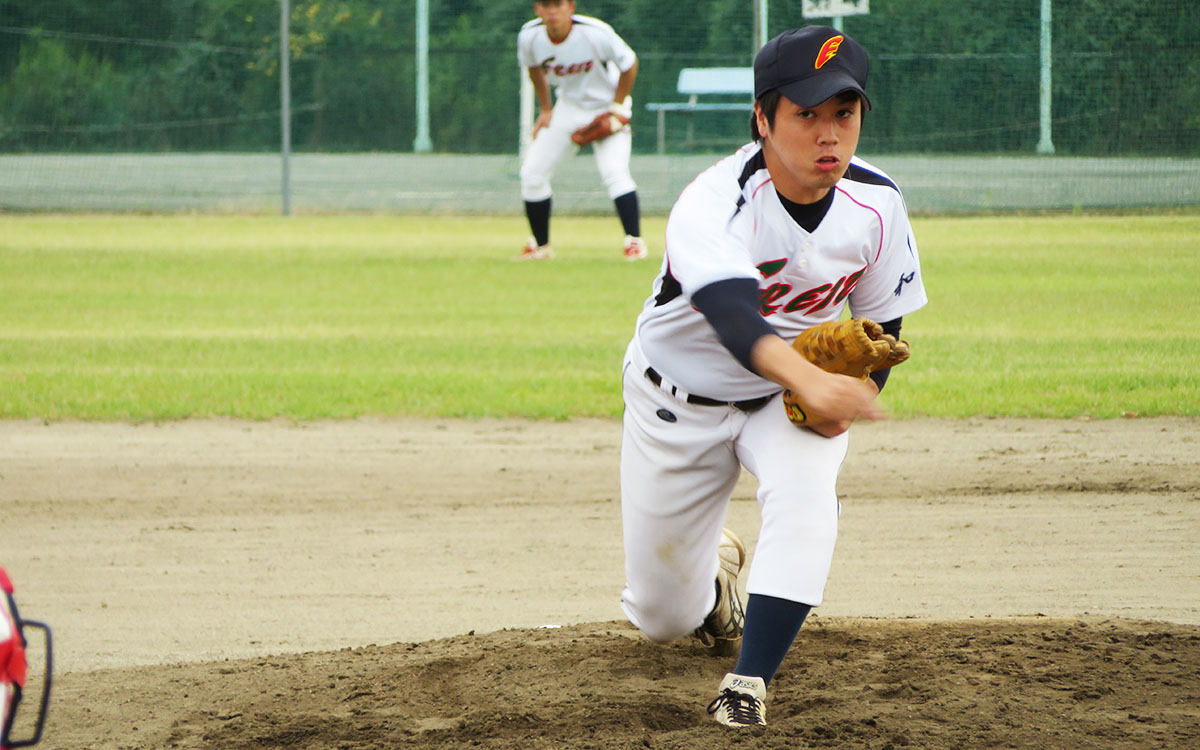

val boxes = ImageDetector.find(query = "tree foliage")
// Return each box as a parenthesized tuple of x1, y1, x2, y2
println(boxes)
(0, 0, 1195, 154)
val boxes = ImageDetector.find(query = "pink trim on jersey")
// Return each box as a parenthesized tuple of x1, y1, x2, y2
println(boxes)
(749, 178, 774, 234)
(750, 177, 774, 201)
(835, 185, 884, 263)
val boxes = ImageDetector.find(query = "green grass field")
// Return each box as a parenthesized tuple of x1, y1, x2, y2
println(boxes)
(1, 213, 1197, 420)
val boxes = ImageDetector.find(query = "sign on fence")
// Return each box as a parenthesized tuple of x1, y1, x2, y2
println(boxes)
(802, 0, 870, 18)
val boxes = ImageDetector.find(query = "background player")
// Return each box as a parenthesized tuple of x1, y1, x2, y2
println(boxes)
(516, 0, 646, 261)
(2, 567, 53, 748)
(618, 26, 927, 727)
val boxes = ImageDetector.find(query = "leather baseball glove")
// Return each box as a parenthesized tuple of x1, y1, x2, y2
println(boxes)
(782, 318, 910, 426)
(571, 103, 631, 146)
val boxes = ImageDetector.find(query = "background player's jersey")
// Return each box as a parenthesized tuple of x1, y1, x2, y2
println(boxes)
(517, 15, 636, 110)
(633, 143, 928, 401)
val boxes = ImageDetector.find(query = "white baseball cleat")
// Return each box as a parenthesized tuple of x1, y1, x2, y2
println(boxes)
(516, 237, 554, 261)
(622, 235, 647, 261)
(693, 528, 746, 656)
(707, 672, 767, 727)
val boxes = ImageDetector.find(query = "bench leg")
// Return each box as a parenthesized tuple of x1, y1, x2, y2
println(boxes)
(656, 110, 665, 156)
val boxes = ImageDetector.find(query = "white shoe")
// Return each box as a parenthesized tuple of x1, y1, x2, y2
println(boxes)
(693, 528, 745, 656)
(516, 237, 553, 261)
(622, 235, 647, 261)
(707, 673, 767, 727)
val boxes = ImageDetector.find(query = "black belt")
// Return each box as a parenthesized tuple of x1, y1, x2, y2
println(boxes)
(644, 367, 774, 413)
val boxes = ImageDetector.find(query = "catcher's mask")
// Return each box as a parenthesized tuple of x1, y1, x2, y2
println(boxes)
(1, 568, 52, 749)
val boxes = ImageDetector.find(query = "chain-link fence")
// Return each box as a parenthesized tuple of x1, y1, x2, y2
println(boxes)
(2, 0, 1198, 213)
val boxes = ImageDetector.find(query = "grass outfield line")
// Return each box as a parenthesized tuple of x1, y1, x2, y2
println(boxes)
(1, 213, 1197, 420)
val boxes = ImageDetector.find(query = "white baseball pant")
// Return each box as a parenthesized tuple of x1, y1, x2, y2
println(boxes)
(619, 340, 848, 643)
(520, 98, 636, 202)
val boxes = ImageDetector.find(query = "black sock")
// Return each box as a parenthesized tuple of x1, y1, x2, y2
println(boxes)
(525, 198, 551, 246)
(613, 190, 640, 237)
(733, 594, 812, 687)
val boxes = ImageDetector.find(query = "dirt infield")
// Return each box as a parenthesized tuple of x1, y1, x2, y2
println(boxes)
(2, 417, 1198, 748)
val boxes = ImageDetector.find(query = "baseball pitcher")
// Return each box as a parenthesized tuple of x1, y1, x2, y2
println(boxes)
(619, 26, 927, 728)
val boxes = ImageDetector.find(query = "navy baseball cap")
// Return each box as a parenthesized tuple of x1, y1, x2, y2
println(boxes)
(754, 25, 871, 110)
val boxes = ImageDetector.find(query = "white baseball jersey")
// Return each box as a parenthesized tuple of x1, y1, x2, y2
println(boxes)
(632, 143, 927, 401)
(517, 14, 636, 110)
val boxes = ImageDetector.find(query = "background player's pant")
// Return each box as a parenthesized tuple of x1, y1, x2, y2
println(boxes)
(619, 342, 848, 643)
(519, 99, 636, 202)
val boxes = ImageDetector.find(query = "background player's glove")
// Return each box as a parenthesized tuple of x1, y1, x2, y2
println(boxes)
(571, 103, 631, 146)
(782, 318, 910, 426)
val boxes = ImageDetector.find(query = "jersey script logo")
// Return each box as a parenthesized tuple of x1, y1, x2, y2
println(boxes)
(815, 36, 844, 69)
(894, 271, 915, 296)
(539, 57, 596, 76)
(757, 264, 866, 316)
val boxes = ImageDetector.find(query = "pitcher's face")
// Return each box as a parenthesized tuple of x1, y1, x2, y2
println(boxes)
(757, 92, 862, 204)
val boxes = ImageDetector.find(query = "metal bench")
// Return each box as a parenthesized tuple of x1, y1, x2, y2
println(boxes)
(644, 67, 754, 154)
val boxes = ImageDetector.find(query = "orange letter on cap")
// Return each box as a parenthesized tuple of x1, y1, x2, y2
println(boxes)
(815, 35, 844, 69)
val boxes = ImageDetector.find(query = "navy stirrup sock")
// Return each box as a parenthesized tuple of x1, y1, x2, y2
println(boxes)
(613, 190, 640, 237)
(733, 594, 812, 687)
(524, 198, 551, 246)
